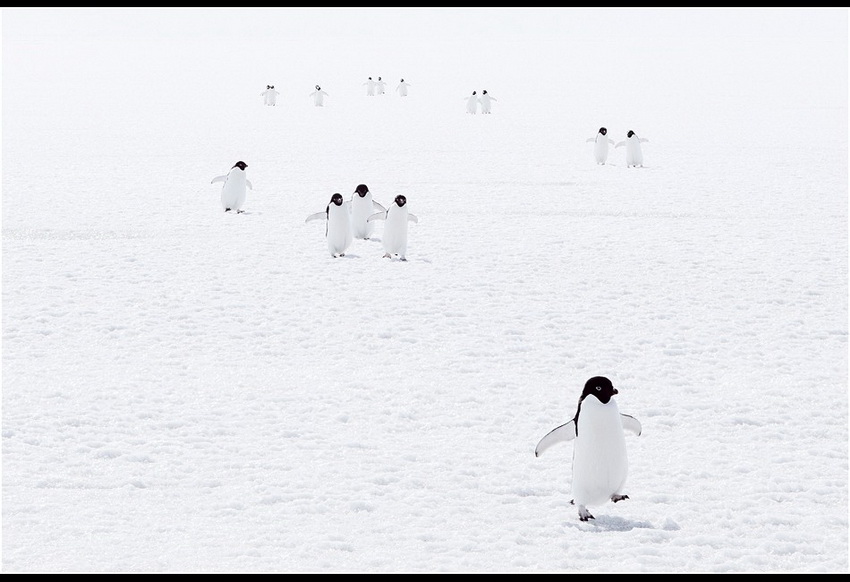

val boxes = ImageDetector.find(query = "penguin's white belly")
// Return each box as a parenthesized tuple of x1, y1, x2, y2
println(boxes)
(399, 86, 408, 96)
(626, 140, 643, 166)
(221, 174, 247, 210)
(466, 97, 478, 113)
(382, 212, 408, 255)
(327, 207, 353, 255)
(351, 199, 375, 238)
(571, 403, 628, 506)
(594, 138, 609, 163)
(267, 93, 276, 106)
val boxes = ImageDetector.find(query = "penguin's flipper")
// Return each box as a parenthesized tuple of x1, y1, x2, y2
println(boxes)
(640, 138, 650, 143)
(608, 138, 616, 145)
(246, 180, 253, 190)
(367, 211, 387, 222)
(620, 414, 642, 436)
(407, 213, 419, 224)
(586, 138, 595, 143)
(615, 141, 625, 149)
(534, 421, 576, 457)
(372, 201, 387, 212)
(211, 175, 227, 184)
(305, 212, 326, 224)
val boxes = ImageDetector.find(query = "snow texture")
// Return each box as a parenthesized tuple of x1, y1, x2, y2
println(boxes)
(2, 7, 848, 574)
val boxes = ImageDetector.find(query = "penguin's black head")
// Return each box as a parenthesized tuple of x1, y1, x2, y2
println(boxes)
(233, 161, 248, 171)
(483, 90, 488, 95)
(369, 77, 372, 80)
(400, 78, 404, 82)
(627, 130, 635, 138)
(355, 184, 369, 197)
(472, 91, 477, 95)
(266, 85, 271, 89)
(330, 193, 344, 206)
(394, 195, 407, 207)
(599, 127, 607, 135)
(316, 85, 320, 90)
(378, 77, 382, 80)
(581, 376, 618, 404)
(271, 85, 274, 89)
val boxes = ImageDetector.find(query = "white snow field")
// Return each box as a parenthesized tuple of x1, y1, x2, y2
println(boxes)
(2, 8, 847, 573)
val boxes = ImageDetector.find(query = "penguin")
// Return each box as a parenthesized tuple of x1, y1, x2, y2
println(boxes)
(479, 89, 497, 114)
(261, 85, 280, 106)
(465, 91, 479, 114)
(363, 76, 376, 96)
(586, 127, 616, 165)
(396, 78, 411, 97)
(375, 76, 387, 95)
(211, 161, 253, 213)
(615, 130, 650, 168)
(535, 376, 642, 522)
(305, 193, 353, 257)
(349, 184, 387, 240)
(310, 85, 329, 107)
(368, 194, 418, 261)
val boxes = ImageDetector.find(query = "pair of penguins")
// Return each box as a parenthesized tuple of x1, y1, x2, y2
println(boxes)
(587, 127, 650, 167)
(305, 184, 418, 260)
(210, 163, 417, 260)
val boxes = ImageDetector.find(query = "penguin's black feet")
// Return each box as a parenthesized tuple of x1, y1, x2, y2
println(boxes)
(611, 494, 629, 503)
(237, 210, 245, 214)
(578, 506, 594, 521)
(225, 208, 231, 212)
(400, 257, 408, 262)
(382, 253, 391, 258)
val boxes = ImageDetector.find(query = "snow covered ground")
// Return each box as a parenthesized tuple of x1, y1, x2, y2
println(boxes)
(2, 8, 847, 573)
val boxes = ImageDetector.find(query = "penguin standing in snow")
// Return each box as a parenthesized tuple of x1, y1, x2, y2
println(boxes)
(375, 76, 387, 95)
(396, 78, 411, 97)
(310, 85, 329, 107)
(211, 161, 253, 213)
(368, 194, 418, 261)
(615, 130, 650, 168)
(479, 90, 497, 114)
(261, 85, 280, 106)
(465, 91, 479, 114)
(363, 77, 376, 96)
(306, 193, 353, 258)
(586, 127, 616, 165)
(535, 376, 642, 522)
(350, 184, 387, 240)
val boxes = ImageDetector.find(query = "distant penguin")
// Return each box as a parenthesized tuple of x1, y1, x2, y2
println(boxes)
(211, 161, 253, 213)
(465, 91, 479, 114)
(350, 184, 387, 240)
(479, 89, 497, 114)
(306, 193, 353, 257)
(310, 85, 329, 107)
(586, 127, 616, 165)
(396, 78, 411, 97)
(615, 130, 650, 168)
(363, 77, 376, 96)
(368, 194, 418, 261)
(375, 76, 387, 95)
(261, 85, 280, 106)
(535, 376, 642, 522)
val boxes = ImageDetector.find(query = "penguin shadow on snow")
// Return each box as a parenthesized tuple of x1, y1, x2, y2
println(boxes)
(563, 513, 655, 533)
